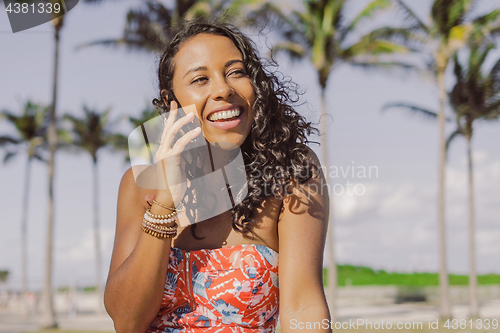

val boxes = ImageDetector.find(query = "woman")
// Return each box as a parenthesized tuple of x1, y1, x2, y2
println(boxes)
(104, 20, 331, 333)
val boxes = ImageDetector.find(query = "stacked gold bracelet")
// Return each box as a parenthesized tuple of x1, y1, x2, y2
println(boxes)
(145, 208, 177, 220)
(153, 199, 185, 212)
(141, 224, 178, 238)
(142, 206, 179, 239)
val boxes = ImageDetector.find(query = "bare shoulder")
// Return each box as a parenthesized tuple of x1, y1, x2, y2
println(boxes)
(117, 165, 158, 228)
(302, 144, 323, 178)
(119, 166, 140, 193)
(302, 144, 321, 164)
(290, 144, 327, 199)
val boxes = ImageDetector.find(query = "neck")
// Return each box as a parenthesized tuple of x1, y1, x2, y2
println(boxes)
(206, 140, 239, 170)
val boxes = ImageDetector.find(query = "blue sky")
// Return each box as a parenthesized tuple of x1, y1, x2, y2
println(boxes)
(0, 0, 499, 290)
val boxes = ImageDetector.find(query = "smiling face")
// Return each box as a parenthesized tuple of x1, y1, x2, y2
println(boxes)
(166, 33, 256, 148)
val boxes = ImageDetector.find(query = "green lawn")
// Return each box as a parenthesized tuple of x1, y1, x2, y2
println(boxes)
(324, 265, 500, 287)
(58, 266, 500, 292)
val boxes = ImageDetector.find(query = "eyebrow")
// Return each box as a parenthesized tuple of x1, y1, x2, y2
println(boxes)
(225, 59, 244, 67)
(183, 59, 244, 78)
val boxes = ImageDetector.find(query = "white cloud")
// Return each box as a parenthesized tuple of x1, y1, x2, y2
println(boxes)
(332, 150, 500, 274)
(53, 227, 116, 287)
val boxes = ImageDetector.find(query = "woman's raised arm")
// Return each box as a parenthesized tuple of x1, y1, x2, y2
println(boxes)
(104, 167, 175, 333)
(105, 104, 201, 332)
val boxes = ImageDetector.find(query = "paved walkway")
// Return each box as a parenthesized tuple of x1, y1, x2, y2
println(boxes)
(339, 299, 500, 322)
(1, 300, 499, 332)
(0, 311, 114, 333)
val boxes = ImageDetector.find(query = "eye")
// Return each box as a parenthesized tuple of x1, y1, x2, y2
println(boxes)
(191, 76, 208, 85)
(228, 69, 247, 77)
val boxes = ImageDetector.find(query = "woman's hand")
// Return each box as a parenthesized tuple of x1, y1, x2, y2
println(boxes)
(154, 101, 201, 205)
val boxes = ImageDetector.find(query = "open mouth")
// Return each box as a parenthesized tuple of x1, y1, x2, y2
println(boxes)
(207, 107, 242, 122)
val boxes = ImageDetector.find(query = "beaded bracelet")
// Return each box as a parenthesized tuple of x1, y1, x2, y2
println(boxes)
(141, 225, 177, 239)
(144, 212, 178, 224)
(141, 222, 177, 235)
(145, 208, 177, 219)
(142, 219, 178, 232)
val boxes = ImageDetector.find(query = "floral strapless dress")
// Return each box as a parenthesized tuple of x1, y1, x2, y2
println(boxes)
(147, 244, 280, 332)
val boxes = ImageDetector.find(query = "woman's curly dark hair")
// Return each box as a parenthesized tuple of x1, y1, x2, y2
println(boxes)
(152, 19, 319, 236)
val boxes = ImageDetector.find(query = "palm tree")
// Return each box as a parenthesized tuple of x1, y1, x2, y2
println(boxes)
(383, 42, 500, 319)
(374, 0, 500, 319)
(63, 106, 127, 312)
(0, 101, 49, 314)
(260, 0, 414, 320)
(42, 0, 110, 327)
(41, 10, 63, 327)
(129, 104, 158, 129)
(447, 44, 500, 318)
(76, 0, 259, 53)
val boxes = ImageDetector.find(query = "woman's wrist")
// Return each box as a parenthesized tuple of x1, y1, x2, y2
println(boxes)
(151, 191, 175, 211)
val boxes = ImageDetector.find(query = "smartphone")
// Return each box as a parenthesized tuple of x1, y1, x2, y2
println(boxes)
(166, 89, 201, 145)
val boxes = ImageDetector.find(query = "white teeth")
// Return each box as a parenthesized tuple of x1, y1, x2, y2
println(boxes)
(208, 108, 241, 121)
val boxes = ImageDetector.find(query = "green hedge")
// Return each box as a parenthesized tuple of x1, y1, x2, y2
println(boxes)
(322, 265, 500, 287)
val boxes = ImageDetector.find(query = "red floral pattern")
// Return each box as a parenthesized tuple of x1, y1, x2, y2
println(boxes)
(147, 244, 279, 333)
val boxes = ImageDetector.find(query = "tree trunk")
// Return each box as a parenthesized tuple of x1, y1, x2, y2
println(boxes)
(320, 88, 336, 322)
(21, 156, 32, 315)
(436, 65, 451, 320)
(92, 159, 104, 313)
(466, 133, 479, 318)
(40, 21, 61, 329)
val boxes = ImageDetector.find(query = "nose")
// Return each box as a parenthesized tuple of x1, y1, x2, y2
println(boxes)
(210, 76, 234, 100)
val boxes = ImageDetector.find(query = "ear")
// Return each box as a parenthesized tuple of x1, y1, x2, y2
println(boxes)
(160, 89, 168, 104)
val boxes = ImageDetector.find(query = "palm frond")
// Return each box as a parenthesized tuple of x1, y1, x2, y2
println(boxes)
(349, 60, 423, 75)
(75, 38, 132, 52)
(470, 43, 494, 74)
(3, 151, 17, 164)
(1, 102, 49, 155)
(130, 106, 158, 128)
(32, 151, 47, 163)
(343, 0, 391, 37)
(452, 52, 465, 84)
(343, 38, 413, 59)
(184, 1, 213, 20)
(393, 0, 429, 33)
(482, 98, 500, 115)
(445, 127, 465, 152)
(382, 102, 450, 121)
(64, 107, 126, 161)
(491, 26, 500, 38)
(431, 0, 472, 39)
(1, 111, 20, 126)
(490, 57, 500, 91)
(76, 0, 174, 53)
(109, 133, 129, 151)
(472, 8, 500, 27)
(0, 136, 21, 146)
(363, 27, 426, 50)
(270, 42, 306, 62)
(264, 5, 308, 48)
